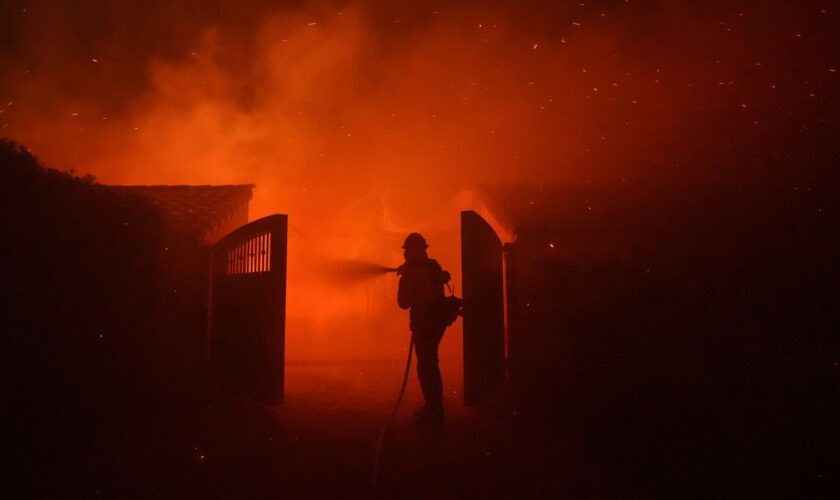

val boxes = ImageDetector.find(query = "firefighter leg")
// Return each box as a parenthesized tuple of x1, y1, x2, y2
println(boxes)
(413, 326, 444, 420)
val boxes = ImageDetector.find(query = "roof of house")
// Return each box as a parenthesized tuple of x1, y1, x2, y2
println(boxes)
(109, 184, 254, 238)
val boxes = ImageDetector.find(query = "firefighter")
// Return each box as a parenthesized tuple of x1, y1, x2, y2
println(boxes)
(397, 232, 451, 426)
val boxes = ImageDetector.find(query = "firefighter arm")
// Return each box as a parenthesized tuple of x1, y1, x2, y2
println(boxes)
(431, 260, 450, 285)
(439, 270, 451, 285)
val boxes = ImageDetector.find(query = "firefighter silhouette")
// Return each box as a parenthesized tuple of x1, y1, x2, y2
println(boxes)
(397, 233, 451, 426)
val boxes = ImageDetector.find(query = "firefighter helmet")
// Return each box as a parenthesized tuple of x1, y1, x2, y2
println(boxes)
(402, 232, 429, 249)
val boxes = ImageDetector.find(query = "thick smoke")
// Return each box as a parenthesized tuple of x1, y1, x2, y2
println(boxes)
(3, 1, 837, 212)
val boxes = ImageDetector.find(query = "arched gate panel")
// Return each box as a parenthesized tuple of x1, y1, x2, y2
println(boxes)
(208, 214, 287, 403)
(461, 210, 506, 406)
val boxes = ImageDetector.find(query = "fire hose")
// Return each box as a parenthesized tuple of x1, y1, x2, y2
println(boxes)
(369, 334, 414, 499)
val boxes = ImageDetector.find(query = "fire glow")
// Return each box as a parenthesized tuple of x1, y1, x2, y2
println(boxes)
(1, 1, 837, 361)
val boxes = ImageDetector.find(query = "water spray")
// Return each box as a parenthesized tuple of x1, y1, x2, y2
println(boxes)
(319, 260, 400, 285)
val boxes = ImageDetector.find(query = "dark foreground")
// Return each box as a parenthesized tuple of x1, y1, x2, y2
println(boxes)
(21, 360, 574, 499)
(14, 356, 835, 499)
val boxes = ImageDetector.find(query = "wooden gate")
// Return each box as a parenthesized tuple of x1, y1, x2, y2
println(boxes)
(208, 214, 287, 403)
(461, 210, 506, 406)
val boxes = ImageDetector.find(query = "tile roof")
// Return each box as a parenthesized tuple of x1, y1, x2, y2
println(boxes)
(109, 184, 254, 238)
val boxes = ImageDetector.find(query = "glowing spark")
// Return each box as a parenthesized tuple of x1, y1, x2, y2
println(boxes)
(571, 21, 582, 26)
(308, 22, 317, 26)
(532, 43, 539, 49)
(91, 58, 98, 63)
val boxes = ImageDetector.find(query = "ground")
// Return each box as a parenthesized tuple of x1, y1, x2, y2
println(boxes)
(25, 355, 837, 499)
(44, 359, 578, 499)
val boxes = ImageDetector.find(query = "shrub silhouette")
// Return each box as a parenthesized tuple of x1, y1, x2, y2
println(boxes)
(1, 139, 170, 486)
